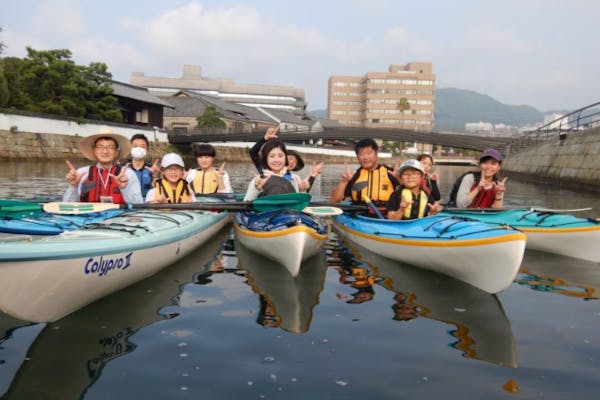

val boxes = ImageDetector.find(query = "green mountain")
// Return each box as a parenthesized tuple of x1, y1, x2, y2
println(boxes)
(309, 88, 548, 132)
(434, 88, 544, 132)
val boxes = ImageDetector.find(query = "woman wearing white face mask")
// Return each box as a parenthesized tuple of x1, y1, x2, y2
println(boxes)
(129, 134, 160, 198)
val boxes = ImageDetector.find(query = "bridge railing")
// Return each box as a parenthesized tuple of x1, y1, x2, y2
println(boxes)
(524, 101, 600, 138)
(504, 101, 600, 154)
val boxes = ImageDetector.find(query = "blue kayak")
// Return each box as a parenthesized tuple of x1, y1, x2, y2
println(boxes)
(332, 213, 526, 293)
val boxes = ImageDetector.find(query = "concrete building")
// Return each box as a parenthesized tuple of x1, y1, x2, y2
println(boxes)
(131, 65, 306, 113)
(327, 63, 435, 131)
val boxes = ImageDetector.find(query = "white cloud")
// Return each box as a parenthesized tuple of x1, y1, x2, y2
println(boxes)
(4, 1, 599, 110)
(30, 0, 85, 39)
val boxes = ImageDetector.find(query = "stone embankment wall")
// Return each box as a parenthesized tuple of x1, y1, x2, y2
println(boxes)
(0, 130, 358, 165)
(503, 127, 600, 191)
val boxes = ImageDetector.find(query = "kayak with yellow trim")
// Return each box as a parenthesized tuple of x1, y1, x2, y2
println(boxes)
(332, 213, 526, 294)
(439, 209, 600, 263)
(234, 209, 329, 277)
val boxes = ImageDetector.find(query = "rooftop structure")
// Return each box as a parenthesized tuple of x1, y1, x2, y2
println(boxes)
(131, 65, 306, 113)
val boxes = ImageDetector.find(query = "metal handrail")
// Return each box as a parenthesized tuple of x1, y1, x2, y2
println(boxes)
(526, 101, 600, 137)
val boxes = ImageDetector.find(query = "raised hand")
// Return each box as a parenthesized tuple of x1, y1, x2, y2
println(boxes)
(341, 162, 353, 182)
(65, 160, 84, 187)
(400, 191, 413, 211)
(428, 200, 443, 216)
(494, 176, 508, 196)
(264, 126, 279, 140)
(310, 161, 324, 177)
(217, 162, 227, 176)
(253, 172, 271, 191)
(146, 158, 160, 175)
(110, 164, 130, 189)
(429, 170, 439, 181)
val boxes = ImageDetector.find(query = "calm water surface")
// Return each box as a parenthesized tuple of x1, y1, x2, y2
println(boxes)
(1, 160, 600, 399)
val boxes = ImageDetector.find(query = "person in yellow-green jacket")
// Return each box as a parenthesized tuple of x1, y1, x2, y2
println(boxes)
(185, 143, 233, 195)
(145, 153, 194, 203)
(387, 159, 442, 220)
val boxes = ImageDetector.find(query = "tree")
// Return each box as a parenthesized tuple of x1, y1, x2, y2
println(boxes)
(0, 26, 8, 106)
(0, 57, 27, 108)
(196, 105, 226, 129)
(1, 47, 121, 121)
(397, 97, 410, 127)
(0, 26, 5, 54)
(397, 97, 413, 151)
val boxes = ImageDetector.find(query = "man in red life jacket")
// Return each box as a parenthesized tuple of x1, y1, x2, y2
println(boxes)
(63, 126, 143, 204)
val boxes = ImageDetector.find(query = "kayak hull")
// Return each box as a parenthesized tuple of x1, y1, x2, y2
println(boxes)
(441, 209, 600, 262)
(0, 210, 231, 322)
(333, 214, 526, 294)
(234, 210, 329, 277)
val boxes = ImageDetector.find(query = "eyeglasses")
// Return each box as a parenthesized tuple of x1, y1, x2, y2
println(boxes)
(94, 145, 117, 151)
(401, 171, 422, 177)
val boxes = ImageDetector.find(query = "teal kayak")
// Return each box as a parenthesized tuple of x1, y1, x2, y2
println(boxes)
(0, 209, 231, 322)
(440, 209, 600, 263)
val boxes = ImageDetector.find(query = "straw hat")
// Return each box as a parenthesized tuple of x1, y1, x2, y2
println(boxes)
(79, 126, 131, 161)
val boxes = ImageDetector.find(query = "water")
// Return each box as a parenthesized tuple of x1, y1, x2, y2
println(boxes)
(1, 160, 600, 399)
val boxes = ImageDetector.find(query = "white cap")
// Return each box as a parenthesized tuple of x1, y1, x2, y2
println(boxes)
(161, 153, 185, 168)
(397, 159, 424, 175)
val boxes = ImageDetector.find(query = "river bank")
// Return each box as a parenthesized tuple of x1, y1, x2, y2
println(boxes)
(0, 130, 359, 165)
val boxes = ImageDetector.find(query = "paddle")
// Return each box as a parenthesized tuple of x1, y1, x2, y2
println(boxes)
(0, 199, 43, 217)
(42, 193, 345, 216)
(362, 194, 385, 219)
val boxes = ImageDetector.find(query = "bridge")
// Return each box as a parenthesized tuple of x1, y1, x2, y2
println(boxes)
(167, 101, 600, 156)
(168, 127, 519, 154)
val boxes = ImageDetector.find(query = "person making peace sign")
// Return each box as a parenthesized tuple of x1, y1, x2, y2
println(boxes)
(63, 126, 143, 204)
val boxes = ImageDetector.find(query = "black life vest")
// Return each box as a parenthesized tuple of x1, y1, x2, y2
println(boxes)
(259, 175, 296, 197)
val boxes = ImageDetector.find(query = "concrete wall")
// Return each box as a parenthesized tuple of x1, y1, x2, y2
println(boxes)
(0, 112, 169, 142)
(503, 127, 600, 191)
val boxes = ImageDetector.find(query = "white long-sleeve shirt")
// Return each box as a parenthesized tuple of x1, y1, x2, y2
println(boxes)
(63, 163, 143, 204)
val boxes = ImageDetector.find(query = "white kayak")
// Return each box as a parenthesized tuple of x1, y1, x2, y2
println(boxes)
(0, 209, 231, 322)
(234, 209, 329, 277)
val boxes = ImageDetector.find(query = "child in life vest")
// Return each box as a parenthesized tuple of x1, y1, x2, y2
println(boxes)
(387, 159, 442, 220)
(185, 143, 233, 195)
(145, 153, 194, 203)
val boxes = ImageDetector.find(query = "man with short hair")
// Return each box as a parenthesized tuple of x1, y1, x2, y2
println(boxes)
(129, 133, 160, 198)
(329, 138, 399, 209)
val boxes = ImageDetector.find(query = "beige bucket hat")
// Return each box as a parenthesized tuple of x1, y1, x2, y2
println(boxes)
(79, 126, 131, 161)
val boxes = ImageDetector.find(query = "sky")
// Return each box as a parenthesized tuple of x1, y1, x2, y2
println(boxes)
(2, 0, 599, 112)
